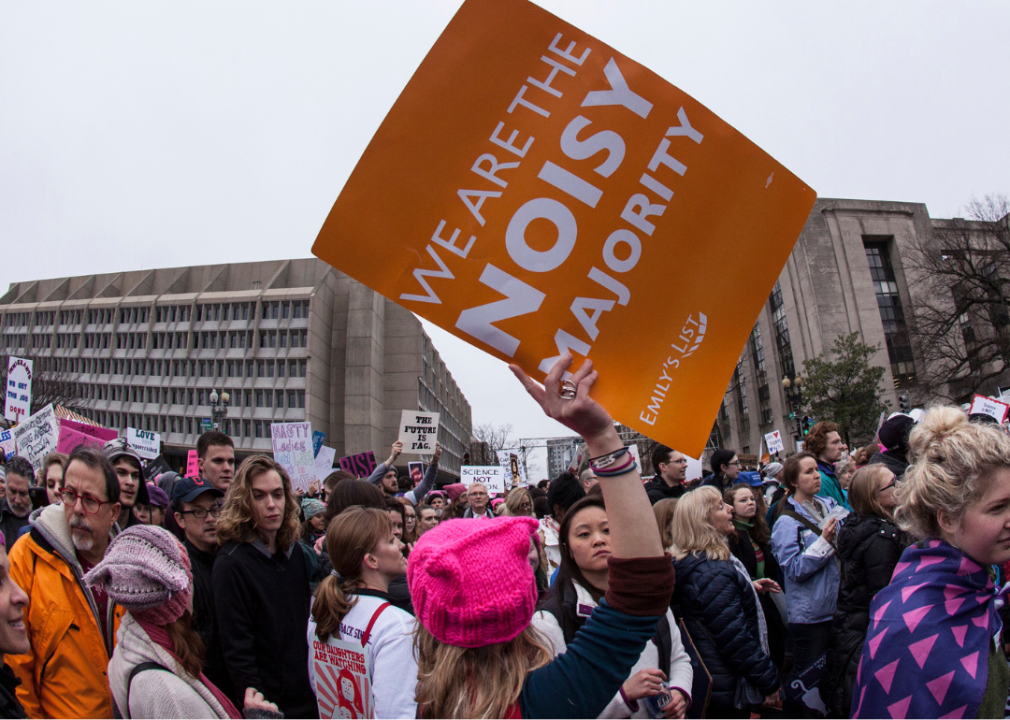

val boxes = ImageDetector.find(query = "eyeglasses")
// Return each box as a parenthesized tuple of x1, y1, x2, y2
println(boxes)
(727, 461, 740, 467)
(60, 488, 112, 514)
(518, 502, 533, 511)
(178, 506, 223, 520)
(876, 481, 896, 494)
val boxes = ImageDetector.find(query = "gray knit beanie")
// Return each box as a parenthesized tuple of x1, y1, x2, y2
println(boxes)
(84, 525, 193, 625)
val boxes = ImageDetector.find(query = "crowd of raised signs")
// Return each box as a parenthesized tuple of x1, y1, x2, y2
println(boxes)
(0, 356, 1009, 719)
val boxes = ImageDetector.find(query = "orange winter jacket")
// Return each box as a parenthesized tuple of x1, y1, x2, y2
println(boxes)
(7, 504, 123, 719)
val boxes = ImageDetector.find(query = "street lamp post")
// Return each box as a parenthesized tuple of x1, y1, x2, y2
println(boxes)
(781, 375, 804, 439)
(209, 389, 230, 432)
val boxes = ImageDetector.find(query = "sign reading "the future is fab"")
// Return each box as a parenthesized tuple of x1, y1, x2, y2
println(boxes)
(312, 0, 815, 457)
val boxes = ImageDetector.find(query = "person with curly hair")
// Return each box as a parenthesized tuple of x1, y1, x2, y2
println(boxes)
(211, 455, 315, 717)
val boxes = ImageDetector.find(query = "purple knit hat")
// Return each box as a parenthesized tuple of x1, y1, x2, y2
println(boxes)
(407, 516, 539, 648)
(84, 525, 193, 626)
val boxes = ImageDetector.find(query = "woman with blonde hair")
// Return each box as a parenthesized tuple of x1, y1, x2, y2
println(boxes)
(37, 452, 68, 506)
(505, 487, 535, 517)
(671, 486, 780, 718)
(408, 355, 675, 718)
(852, 407, 1010, 718)
(211, 455, 315, 718)
(308, 507, 416, 718)
(827, 464, 909, 716)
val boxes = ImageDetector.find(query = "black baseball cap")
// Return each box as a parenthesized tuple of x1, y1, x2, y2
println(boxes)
(172, 476, 224, 506)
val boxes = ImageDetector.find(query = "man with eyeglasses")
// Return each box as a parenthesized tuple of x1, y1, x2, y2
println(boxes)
(645, 444, 689, 504)
(8, 444, 125, 718)
(171, 475, 232, 698)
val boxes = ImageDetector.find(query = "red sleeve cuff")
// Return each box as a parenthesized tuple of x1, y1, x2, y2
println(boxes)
(605, 554, 675, 616)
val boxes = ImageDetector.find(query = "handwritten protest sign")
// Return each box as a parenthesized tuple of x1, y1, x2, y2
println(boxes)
(496, 449, 528, 487)
(312, 636, 375, 718)
(271, 422, 316, 491)
(312, 0, 816, 457)
(4, 356, 33, 423)
(461, 465, 507, 494)
(185, 450, 200, 479)
(316, 445, 338, 483)
(56, 426, 103, 455)
(60, 419, 118, 444)
(397, 410, 440, 453)
(313, 431, 326, 458)
(126, 428, 161, 460)
(0, 430, 15, 461)
(12, 404, 58, 472)
(338, 452, 378, 479)
(969, 394, 1010, 424)
(764, 430, 784, 455)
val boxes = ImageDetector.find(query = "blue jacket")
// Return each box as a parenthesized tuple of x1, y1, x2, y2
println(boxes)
(671, 552, 779, 709)
(770, 496, 840, 624)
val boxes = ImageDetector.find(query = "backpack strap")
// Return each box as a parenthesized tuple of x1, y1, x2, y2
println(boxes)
(780, 508, 822, 537)
(360, 602, 391, 647)
(654, 613, 672, 678)
(126, 661, 170, 717)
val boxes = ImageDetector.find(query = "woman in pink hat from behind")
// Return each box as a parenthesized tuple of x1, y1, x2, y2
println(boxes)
(408, 355, 676, 719)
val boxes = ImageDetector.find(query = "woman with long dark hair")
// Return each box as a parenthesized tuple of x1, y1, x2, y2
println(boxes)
(533, 495, 693, 718)
(703, 449, 740, 494)
(724, 483, 786, 670)
(91, 526, 278, 718)
(827, 464, 908, 716)
(308, 507, 416, 719)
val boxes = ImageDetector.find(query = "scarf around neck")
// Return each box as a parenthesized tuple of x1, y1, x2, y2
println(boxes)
(135, 617, 242, 719)
(851, 539, 1005, 719)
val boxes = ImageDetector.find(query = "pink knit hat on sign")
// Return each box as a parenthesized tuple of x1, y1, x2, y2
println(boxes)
(408, 516, 539, 648)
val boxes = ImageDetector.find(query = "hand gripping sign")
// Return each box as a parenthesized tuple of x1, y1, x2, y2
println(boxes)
(312, 0, 816, 457)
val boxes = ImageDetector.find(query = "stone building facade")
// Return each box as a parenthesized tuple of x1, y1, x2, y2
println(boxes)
(0, 259, 471, 476)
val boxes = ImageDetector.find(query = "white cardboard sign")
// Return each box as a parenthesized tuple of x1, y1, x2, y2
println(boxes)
(11, 403, 58, 473)
(270, 421, 316, 491)
(684, 454, 704, 482)
(969, 394, 1010, 424)
(397, 410, 440, 453)
(126, 428, 161, 460)
(315, 445, 338, 483)
(764, 430, 784, 455)
(496, 449, 528, 487)
(460, 465, 506, 494)
(4, 356, 33, 423)
(0, 429, 15, 461)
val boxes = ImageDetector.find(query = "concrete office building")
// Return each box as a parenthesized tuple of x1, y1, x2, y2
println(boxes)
(0, 259, 471, 476)
(715, 197, 941, 457)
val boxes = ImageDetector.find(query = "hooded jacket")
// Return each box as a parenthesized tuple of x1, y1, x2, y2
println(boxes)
(671, 552, 779, 711)
(644, 476, 686, 505)
(0, 499, 31, 552)
(7, 504, 124, 719)
(827, 513, 910, 717)
(770, 496, 840, 624)
(109, 612, 233, 719)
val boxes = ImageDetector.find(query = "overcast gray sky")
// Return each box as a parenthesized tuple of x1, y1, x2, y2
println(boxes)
(2, 1, 1008, 475)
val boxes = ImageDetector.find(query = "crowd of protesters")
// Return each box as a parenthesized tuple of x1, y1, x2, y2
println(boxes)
(0, 355, 1009, 718)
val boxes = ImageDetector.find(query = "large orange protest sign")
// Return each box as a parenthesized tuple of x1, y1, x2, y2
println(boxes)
(312, 0, 816, 457)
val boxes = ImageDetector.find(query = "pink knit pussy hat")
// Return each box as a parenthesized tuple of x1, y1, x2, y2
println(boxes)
(84, 525, 193, 626)
(408, 516, 539, 648)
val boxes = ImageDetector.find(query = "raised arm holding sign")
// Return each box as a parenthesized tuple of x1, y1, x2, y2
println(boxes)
(312, 0, 815, 457)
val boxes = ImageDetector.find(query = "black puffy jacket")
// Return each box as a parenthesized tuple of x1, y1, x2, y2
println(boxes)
(672, 553, 779, 712)
(827, 514, 910, 717)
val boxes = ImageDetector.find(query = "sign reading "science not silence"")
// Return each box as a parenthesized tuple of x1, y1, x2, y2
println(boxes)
(312, 0, 815, 457)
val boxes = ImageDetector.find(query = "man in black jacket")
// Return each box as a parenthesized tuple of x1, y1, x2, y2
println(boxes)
(644, 445, 688, 504)
(172, 476, 231, 699)
(0, 458, 33, 550)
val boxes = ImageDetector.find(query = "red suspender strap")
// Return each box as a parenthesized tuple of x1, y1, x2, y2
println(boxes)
(361, 602, 391, 647)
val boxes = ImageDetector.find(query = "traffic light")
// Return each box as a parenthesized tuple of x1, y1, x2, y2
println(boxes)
(899, 392, 911, 413)
(462, 452, 470, 465)
(802, 416, 811, 435)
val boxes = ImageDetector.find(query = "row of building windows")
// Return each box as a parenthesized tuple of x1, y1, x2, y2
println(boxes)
(92, 413, 303, 440)
(49, 356, 308, 380)
(89, 384, 306, 409)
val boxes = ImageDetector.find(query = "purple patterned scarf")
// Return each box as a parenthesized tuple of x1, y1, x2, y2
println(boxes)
(851, 539, 1004, 719)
